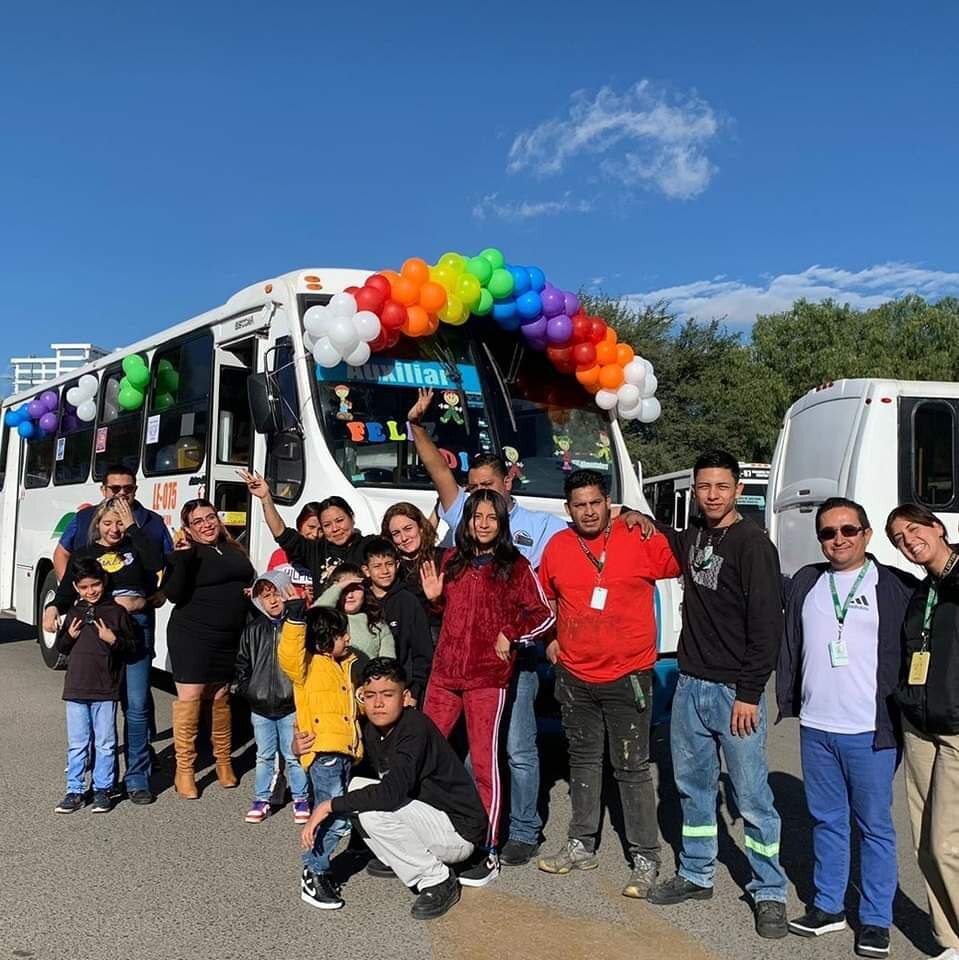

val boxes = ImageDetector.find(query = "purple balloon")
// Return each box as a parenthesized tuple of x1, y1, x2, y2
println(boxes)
(39, 412, 59, 433)
(546, 314, 573, 345)
(62, 414, 80, 432)
(563, 292, 581, 317)
(27, 399, 45, 419)
(541, 287, 566, 317)
(521, 316, 549, 340)
(41, 390, 59, 412)
(526, 336, 548, 353)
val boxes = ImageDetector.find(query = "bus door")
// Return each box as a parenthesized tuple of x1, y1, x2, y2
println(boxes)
(209, 336, 257, 556)
(673, 475, 693, 530)
(0, 422, 20, 610)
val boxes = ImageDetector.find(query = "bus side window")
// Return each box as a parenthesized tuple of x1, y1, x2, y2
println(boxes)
(914, 402, 955, 507)
(0, 420, 9, 491)
(264, 338, 304, 504)
(93, 365, 144, 480)
(24, 423, 55, 489)
(143, 333, 213, 476)
(54, 381, 95, 486)
(652, 480, 674, 526)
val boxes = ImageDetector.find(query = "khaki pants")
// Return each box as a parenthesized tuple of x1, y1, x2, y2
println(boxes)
(903, 716, 959, 949)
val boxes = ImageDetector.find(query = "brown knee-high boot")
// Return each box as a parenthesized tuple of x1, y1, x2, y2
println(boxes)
(171, 699, 200, 799)
(210, 697, 238, 788)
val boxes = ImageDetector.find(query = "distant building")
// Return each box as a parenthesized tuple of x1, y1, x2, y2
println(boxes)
(7, 343, 110, 396)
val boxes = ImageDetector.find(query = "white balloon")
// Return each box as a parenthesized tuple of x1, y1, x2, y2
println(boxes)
(641, 372, 658, 398)
(329, 292, 357, 319)
(641, 357, 655, 377)
(353, 310, 381, 343)
(328, 318, 360, 354)
(103, 401, 119, 421)
(105, 378, 120, 401)
(616, 383, 641, 410)
(303, 331, 316, 352)
(623, 359, 647, 388)
(79, 374, 98, 398)
(303, 305, 333, 338)
(638, 397, 662, 423)
(594, 389, 619, 411)
(76, 399, 97, 422)
(312, 337, 343, 369)
(344, 342, 371, 367)
(65, 387, 82, 407)
(618, 401, 643, 420)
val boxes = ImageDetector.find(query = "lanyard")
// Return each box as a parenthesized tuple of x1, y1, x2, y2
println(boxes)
(577, 526, 611, 576)
(920, 584, 938, 646)
(828, 560, 872, 636)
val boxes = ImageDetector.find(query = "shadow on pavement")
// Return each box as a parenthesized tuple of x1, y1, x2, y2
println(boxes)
(0, 619, 38, 644)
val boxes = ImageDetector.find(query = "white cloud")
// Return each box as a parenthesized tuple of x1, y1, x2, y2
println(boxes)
(471, 191, 593, 222)
(625, 262, 959, 326)
(507, 80, 721, 199)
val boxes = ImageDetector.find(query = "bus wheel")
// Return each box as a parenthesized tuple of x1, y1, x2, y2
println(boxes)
(37, 570, 67, 670)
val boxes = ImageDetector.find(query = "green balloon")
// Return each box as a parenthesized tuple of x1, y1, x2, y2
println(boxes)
(487, 268, 515, 300)
(153, 391, 174, 412)
(122, 354, 146, 378)
(159, 368, 179, 394)
(480, 247, 505, 271)
(474, 288, 494, 316)
(157, 358, 175, 375)
(118, 386, 144, 411)
(128, 365, 150, 390)
(466, 256, 493, 287)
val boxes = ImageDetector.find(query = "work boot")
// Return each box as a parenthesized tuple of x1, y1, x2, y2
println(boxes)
(171, 699, 200, 799)
(622, 855, 659, 899)
(537, 838, 598, 874)
(210, 697, 238, 788)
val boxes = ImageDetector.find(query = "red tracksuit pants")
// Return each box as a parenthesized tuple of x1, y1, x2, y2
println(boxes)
(423, 680, 507, 849)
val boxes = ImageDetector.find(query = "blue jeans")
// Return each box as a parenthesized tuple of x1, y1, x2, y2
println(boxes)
(251, 712, 309, 803)
(670, 674, 786, 902)
(800, 725, 898, 926)
(302, 754, 351, 875)
(506, 663, 542, 845)
(66, 700, 118, 793)
(121, 611, 155, 791)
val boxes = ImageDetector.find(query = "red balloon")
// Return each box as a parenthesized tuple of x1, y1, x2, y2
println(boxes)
(344, 285, 360, 296)
(380, 299, 408, 330)
(571, 315, 591, 343)
(547, 346, 577, 374)
(354, 284, 386, 315)
(588, 318, 607, 344)
(384, 329, 401, 348)
(369, 330, 390, 352)
(365, 274, 392, 299)
(572, 342, 596, 367)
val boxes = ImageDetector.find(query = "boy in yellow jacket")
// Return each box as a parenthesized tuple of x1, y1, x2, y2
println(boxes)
(278, 603, 367, 911)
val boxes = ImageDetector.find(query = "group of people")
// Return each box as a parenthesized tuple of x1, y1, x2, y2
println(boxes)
(42, 390, 959, 959)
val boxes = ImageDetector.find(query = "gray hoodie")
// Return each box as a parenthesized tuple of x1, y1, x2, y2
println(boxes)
(250, 569, 292, 621)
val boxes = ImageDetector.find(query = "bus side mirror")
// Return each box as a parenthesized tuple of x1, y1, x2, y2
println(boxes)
(247, 372, 282, 435)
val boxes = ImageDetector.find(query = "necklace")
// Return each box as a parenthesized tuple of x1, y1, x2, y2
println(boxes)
(692, 514, 741, 571)
(934, 550, 959, 582)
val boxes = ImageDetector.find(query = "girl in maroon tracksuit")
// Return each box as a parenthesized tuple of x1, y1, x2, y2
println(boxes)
(420, 490, 554, 865)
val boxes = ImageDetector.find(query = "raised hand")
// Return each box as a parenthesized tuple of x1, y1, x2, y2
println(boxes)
(113, 498, 137, 531)
(95, 619, 117, 645)
(67, 617, 83, 639)
(173, 528, 193, 550)
(419, 559, 444, 601)
(407, 388, 435, 425)
(238, 469, 271, 500)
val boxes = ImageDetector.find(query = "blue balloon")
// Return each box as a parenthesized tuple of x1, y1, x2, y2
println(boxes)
(526, 266, 546, 292)
(495, 312, 522, 332)
(3, 411, 16, 428)
(508, 265, 531, 297)
(516, 291, 543, 321)
(17, 421, 34, 439)
(492, 299, 517, 323)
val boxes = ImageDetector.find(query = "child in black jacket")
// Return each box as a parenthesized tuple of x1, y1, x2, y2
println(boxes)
(54, 559, 135, 815)
(235, 570, 310, 825)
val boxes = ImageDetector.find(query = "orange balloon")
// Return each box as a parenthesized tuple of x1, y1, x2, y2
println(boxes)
(583, 380, 601, 394)
(401, 258, 431, 287)
(604, 327, 618, 346)
(598, 363, 625, 389)
(594, 341, 617, 365)
(418, 281, 448, 314)
(379, 269, 401, 284)
(406, 305, 431, 336)
(575, 364, 600, 387)
(425, 313, 440, 335)
(615, 343, 635, 366)
(391, 275, 420, 307)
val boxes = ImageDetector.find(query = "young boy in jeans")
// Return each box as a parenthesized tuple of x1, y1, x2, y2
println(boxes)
(235, 570, 310, 824)
(54, 558, 135, 815)
(278, 603, 367, 910)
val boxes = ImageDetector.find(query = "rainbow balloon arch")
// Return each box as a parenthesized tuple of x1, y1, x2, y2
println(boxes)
(303, 247, 661, 423)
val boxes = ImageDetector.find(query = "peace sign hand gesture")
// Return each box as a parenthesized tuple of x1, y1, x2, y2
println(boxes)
(238, 470, 271, 500)
(67, 617, 83, 639)
(419, 559, 445, 601)
(407, 388, 434, 425)
(95, 619, 117, 645)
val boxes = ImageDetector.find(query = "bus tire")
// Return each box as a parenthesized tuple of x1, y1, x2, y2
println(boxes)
(37, 569, 67, 670)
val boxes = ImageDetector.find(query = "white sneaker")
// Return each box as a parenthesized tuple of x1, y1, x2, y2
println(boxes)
(931, 950, 959, 960)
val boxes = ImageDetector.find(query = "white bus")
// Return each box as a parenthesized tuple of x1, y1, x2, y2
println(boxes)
(0, 267, 682, 699)
(766, 378, 959, 575)
(642, 463, 770, 532)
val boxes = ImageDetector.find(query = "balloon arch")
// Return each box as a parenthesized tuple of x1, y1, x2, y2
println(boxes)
(303, 247, 661, 424)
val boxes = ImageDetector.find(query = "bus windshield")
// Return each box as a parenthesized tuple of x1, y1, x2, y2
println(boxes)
(310, 318, 619, 499)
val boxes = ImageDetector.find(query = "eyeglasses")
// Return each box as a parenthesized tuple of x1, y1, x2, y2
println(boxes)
(106, 484, 135, 494)
(817, 524, 865, 542)
(189, 514, 219, 528)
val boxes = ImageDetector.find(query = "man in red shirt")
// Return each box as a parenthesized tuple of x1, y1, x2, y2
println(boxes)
(537, 468, 680, 899)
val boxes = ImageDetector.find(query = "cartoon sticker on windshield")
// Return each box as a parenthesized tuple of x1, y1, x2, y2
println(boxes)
(439, 391, 465, 426)
(503, 446, 527, 486)
(595, 431, 611, 464)
(554, 434, 573, 472)
(333, 385, 353, 421)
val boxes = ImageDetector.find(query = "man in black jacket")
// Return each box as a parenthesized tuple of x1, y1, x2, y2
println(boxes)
(299, 658, 487, 921)
(776, 497, 916, 958)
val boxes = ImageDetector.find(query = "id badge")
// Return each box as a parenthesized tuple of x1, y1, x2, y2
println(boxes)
(829, 639, 849, 668)
(908, 651, 930, 686)
(590, 587, 608, 611)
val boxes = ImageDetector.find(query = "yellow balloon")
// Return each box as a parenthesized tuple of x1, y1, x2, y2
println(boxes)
(439, 294, 466, 324)
(456, 273, 482, 309)
(439, 252, 466, 275)
(431, 264, 457, 292)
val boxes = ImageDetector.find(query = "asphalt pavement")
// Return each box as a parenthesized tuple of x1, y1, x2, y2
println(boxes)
(0, 619, 940, 960)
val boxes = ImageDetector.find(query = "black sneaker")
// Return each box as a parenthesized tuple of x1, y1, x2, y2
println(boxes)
(647, 874, 713, 905)
(300, 867, 344, 910)
(128, 788, 155, 806)
(855, 925, 890, 958)
(91, 790, 113, 814)
(55, 792, 84, 814)
(500, 839, 539, 866)
(755, 900, 788, 939)
(455, 850, 500, 888)
(411, 873, 461, 920)
(366, 858, 396, 878)
(789, 907, 848, 937)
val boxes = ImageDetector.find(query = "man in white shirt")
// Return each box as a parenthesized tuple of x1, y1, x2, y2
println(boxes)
(776, 497, 916, 960)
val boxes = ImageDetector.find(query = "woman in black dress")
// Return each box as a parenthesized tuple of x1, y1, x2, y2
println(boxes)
(165, 498, 254, 798)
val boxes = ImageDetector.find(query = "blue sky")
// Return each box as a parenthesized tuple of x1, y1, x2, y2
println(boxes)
(1, 0, 957, 374)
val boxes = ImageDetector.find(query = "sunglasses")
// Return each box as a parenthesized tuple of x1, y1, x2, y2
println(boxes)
(106, 484, 135, 494)
(817, 524, 864, 542)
